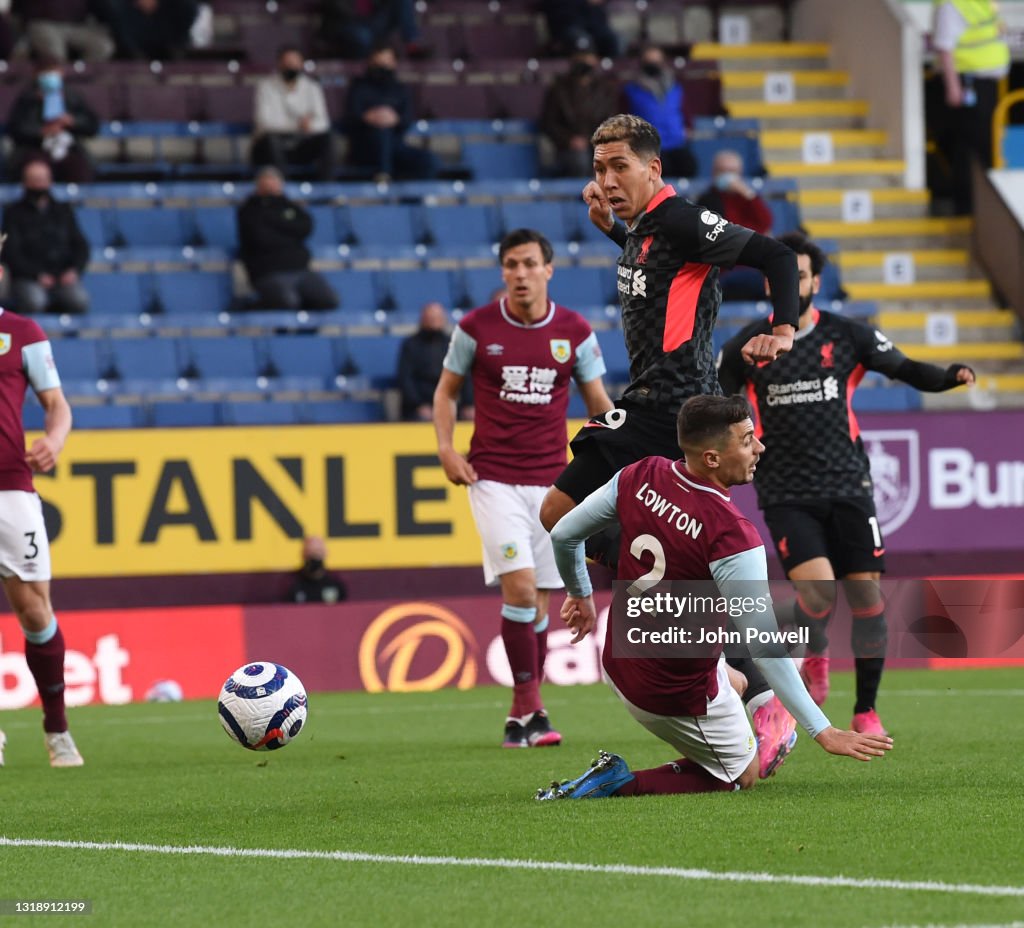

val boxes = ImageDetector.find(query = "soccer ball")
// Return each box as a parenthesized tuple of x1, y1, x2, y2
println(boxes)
(217, 662, 308, 751)
(145, 679, 183, 702)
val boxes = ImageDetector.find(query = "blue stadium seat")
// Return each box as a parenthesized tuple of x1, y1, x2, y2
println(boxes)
(767, 197, 801, 235)
(463, 142, 539, 180)
(851, 385, 921, 412)
(23, 398, 45, 431)
(150, 401, 222, 427)
(74, 206, 110, 247)
(152, 271, 232, 315)
(343, 204, 418, 247)
(82, 272, 151, 315)
(818, 262, 844, 303)
(193, 206, 239, 250)
(499, 201, 569, 244)
(111, 208, 193, 247)
(690, 136, 765, 179)
(224, 400, 300, 426)
(460, 267, 504, 308)
(305, 399, 384, 423)
(307, 205, 341, 248)
(110, 338, 182, 380)
(264, 335, 339, 384)
(549, 267, 614, 309)
(342, 334, 402, 388)
(421, 204, 497, 247)
(383, 269, 456, 312)
(595, 330, 631, 383)
(320, 269, 380, 312)
(183, 336, 261, 380)
(51, 339, 104, 381)
(71, 404, 144, 429)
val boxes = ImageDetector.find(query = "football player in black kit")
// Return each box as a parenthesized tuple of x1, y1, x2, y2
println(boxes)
(717, 232, 975, 735)
(539, 113, 802, 777)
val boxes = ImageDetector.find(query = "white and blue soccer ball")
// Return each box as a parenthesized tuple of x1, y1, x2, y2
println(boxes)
(217, 662, 308, 751)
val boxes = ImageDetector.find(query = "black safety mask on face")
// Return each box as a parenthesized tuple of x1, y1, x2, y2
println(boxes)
(367, 66, 395, 83)
(304, 558, 324, 575)
(25, 187, 50, 202)
(570, 60, 595, 78)
(280, 67, 301, 82)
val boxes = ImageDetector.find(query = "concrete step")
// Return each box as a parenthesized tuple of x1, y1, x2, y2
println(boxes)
(728, 99, 869, 129)
(766, 160, 906, 188)
(761, 129, 888, 163)
(720, 70, 850, 101)
(894, 341, 1023, 362)
(875, 309, 1014, 343)
(837, 250, 977, 282)
(691, 42, 832, 72)
(805, 216, 972, 248)
(797, 187, 930, 220)
(845, 280, 991, 302)
(922, 388, 1024, 410)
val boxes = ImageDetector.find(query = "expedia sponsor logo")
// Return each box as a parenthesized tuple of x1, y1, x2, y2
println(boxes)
(358, 602, 478, 693)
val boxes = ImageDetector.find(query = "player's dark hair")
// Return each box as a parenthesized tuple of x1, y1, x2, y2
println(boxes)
(777, 231, 827, 277)
(590, 114, 661, 159)
(498, 228, 554, 265)
(677, 395, 753, 450)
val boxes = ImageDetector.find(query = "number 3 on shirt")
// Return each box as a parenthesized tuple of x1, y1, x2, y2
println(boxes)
(24, 532, 38, 560)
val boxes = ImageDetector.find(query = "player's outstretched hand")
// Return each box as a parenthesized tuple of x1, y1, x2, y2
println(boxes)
(438, 447, 478, 486)
(582, 182, 614, 233)
(25, 436, 60, 474)
(561, 594, 597, 644)
(955, 365, 976, 386)
(814, 726, 893, 761)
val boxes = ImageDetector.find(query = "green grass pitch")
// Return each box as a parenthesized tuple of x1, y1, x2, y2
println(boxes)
(2, 667, 1023, 928)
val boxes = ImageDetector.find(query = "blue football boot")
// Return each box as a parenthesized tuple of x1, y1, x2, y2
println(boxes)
(534, 750, 634, 800)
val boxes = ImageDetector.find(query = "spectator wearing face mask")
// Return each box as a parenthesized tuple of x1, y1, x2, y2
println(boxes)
(6, 56, 99, 183)
(622, 44, 696, 178)
(252, 46, 334, 181)
(343, 44, 436, 182)
(2, 159, 91, 315)
(695, 149, 774, 301)
(539, 40, 621, 177)
(287, 536, 348, 604)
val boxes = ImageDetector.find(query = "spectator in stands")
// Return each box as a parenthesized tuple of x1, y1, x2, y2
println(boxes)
(696, 149, 774, 302)
(109, 0, 198, 60)
(931, 0, 1009, 214)
(321, 0, 427, 61)
(252, 46, 334, 181)
(397, 301, 473, 422)
(542, 0, 619, 59)
(237, 166, 339, 311)
(17, 0, 116, 62)
(343, 44, 436, 182)
(287, 536, 348, 604)
(7, 56, 98, 184)
(539, 39, 620, 177)
(2, 159, 90, 315)
(623, 45, 696, 178)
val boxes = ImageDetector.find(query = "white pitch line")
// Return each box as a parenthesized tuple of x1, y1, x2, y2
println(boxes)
(1, 838, 1022, 899)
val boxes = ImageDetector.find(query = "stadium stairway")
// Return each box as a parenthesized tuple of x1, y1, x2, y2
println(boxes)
(698, 40, 1024, 409)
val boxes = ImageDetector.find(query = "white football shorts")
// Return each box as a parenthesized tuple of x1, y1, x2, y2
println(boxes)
(0, 490, 52, 582)
(609, 656, 757, 784)
(467, 479, 562, 589)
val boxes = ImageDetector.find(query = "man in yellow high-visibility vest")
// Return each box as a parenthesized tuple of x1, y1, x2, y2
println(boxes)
(932, 0, 1010, 213)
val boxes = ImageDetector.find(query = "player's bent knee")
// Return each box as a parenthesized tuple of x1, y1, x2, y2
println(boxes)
(540, 488, 575, 533)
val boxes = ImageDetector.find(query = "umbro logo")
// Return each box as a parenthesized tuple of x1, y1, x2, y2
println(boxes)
(486, 343, 504, 355)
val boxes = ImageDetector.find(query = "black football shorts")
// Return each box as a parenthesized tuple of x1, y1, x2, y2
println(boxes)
(762, 496, 886, 576)
(554, 400, 682, 503)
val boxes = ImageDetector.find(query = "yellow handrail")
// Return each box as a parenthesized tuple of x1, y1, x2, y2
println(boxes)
(992, 87, 1024, 168)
